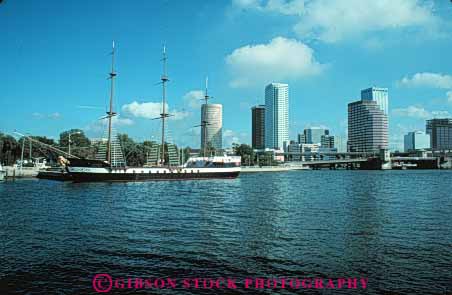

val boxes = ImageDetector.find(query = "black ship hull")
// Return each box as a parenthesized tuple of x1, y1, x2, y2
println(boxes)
(37, 171, 72, 181)
(71, 172, 240, 182)
(65, 158, 241, 182)
(69, 171, 240, 182)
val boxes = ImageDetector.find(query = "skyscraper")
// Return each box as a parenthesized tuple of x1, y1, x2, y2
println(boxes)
(426, 118, 452, 151)
(361, 87, 389, 115)
(304, 127, 329, 144)
(348, 99, 388, 152)
(251, 105, 265, 150)
(201, 104, 222, 151)
(404, 131, 430, 152)
(265, 83, 289, 150)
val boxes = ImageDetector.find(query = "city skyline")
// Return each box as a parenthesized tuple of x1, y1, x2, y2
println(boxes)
(1, 1, 452, 151)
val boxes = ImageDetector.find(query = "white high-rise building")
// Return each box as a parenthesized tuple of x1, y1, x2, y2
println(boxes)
(361, 87, 389, 116)
(348, 99, 388, 153)
(265, 83, 289, 150)
(201, 104, 222, 150)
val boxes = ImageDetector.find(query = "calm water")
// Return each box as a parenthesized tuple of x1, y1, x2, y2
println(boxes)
(1, 171, 451, 294)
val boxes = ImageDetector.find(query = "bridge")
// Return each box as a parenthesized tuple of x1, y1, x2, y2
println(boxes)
(268, 150, 440, 170)
(250, 149, 443, 170)
(275, 151, 380, 159)
(297, 158, 368, 165)
(269, 151, 387, 169)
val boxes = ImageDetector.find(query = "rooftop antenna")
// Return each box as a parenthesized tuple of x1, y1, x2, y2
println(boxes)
(204, 76, 210, 105)
(106, 40, 117, 165)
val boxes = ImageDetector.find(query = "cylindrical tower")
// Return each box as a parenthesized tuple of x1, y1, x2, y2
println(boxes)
(201, 104, 223, 151)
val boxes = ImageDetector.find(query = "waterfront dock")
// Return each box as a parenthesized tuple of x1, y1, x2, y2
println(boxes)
(4, 166, 40, 179)
(241, 165, 308, 173)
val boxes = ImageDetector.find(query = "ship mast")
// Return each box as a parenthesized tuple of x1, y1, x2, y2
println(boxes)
(202, 77, 210, 157)
(194, 77, 211, 157)
(106, 41, 117, 166)
(160, 46, 169, 166)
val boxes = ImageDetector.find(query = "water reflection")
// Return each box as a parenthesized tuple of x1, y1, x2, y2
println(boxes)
(1, 171, 451, 294)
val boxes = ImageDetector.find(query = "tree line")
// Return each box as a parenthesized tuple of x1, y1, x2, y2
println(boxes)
(232, 143, 279, 166)
(0, 130, 276, 166)
(0, 129, 93, 166)
(0, 130, 193, 167)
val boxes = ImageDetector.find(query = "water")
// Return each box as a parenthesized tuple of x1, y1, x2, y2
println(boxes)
(1, 171, 451, 294)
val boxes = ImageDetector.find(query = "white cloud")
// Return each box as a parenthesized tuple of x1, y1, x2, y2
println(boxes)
(266, 0, 304, 15)
(398, 72, 452, 89)
(171, 110, 190, 120)
(32, 112, 62, 120)
(223, 129, 240, 147)
(398, 75, 452, 105)
(183, 90, 204, 109)
(392, 105, 450, 119)
(121, 101, 189, 121)
(447, 91, 452, 103)
(223, 129, 236, 137)
(232, 0, 304, 15)
(225, 36, 324, 88)
(83, 116, 134, 134)
(233, 0, 439, 43)
(393, 106, 430, 119)
(122, 101, 162, 119)
(49, 112, 61, 119)
(294, 0, 437, 43)
(112, 117, 134, 126)
(431, 110, 451, 118)
(232, 0, 261, 9)
(223, 129, 249, 147)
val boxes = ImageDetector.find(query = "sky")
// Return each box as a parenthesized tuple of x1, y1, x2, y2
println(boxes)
(1, 0, 452, 150)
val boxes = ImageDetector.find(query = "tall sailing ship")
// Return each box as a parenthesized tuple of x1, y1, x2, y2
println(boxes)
(62, 43, 241, 182)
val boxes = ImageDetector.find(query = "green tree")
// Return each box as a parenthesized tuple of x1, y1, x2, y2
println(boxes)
(204, 142, 217, 156)
(118, 134, 142, 166)
(59, 129, 90, 149)
(0, 133, 20, 165)
(260, 151, 279, 166)
(59, 129, 91, 158)
(28, 136, 58, 161)
(31, 136, 55, 146)
(182, 147, 191, 163)
(232, 143, 254, 166)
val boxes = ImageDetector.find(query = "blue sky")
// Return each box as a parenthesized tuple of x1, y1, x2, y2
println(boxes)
(1, 0, 452, 150)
